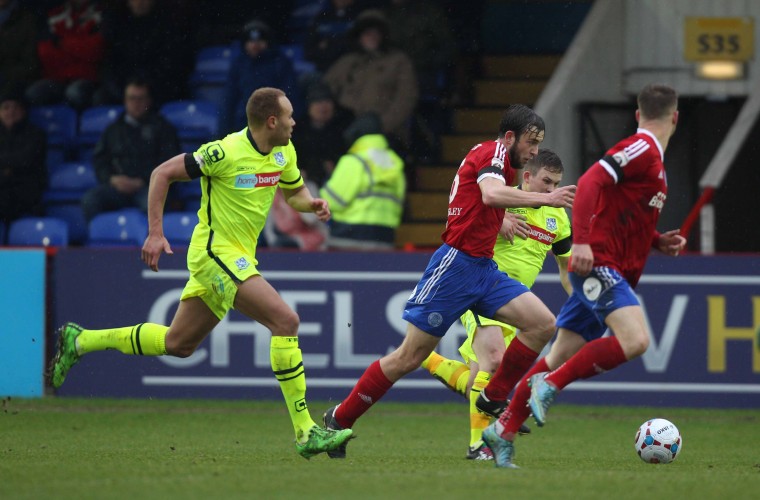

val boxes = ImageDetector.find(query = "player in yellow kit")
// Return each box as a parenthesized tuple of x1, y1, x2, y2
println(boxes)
(421, 149, 572, 460)
(47, 87, 353, 459)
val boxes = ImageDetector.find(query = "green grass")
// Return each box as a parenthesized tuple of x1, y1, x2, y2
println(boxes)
(1, 398, 758, 499)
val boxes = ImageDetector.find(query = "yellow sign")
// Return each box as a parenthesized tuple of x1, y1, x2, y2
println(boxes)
(684, 17, 754, 62)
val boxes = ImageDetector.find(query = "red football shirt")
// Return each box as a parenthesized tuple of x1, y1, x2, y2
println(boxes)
(442, 141, 517, 258)
(573, 129, 667, 287)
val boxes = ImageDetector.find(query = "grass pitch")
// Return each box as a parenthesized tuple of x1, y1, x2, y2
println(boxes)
(1, 397, 758, 500)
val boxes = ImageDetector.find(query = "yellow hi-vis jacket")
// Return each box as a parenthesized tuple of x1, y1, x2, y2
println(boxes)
(320, 134, 405, 240)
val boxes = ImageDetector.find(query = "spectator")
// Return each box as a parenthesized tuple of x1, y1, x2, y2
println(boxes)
(291, 82, 349, 186)
(82, 78, 179, 221)
(264, 174, 328, 251)
(0, 0, 40, 97)
(319, 113, 406, 250)
(224, 18, 302, 133)
(303, 0, 361, 74)
(0, 87, 47, 226)
(323, 9, 418, 148)
(95, 0, 192, 106)
(25, 0, 104, 111)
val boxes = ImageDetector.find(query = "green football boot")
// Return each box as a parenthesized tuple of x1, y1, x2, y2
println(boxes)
(295, 425, 354, 460)
(47, 322, 83, 389)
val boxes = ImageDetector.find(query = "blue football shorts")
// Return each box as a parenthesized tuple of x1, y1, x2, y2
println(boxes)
(555, 266, 640, 341)
(402, 243, 529, 337)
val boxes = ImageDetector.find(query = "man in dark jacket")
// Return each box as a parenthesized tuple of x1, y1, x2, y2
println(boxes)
(0, 87, 47, 226)
(0, 0, 40, 96)
(81, 78, 179, 221)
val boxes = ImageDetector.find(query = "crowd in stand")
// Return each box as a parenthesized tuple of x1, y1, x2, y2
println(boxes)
(0, 0, 482, 249)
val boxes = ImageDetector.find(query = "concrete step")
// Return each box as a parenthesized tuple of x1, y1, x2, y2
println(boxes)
(415, 166, 457, 192)
(440, 134, 488, 164)
(481, 55, 561, 79)
(474, 79, 546, 106)
(395, 222, 444, 249)
(453, 108, 504, 134)
(405, 192, 449, 222)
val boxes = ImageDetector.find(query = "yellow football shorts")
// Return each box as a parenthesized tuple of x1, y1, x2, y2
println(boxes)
(458, 310, 517, 364)
(180, 238, 260, 320)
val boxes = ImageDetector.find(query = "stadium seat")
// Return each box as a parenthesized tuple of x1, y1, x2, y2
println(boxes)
(29, 105, 78, 169)
(44, 161, 98, 203)
(282, 43, 316, 77)
(45, 204, 88, 245)
(173, 177, 202, 204)
(88, 209, 148, 247)
(160, 100, 220, 143)
(189, 45, 236, 86)
(8, 216, 69, 247)
(78, 105, 123, 158)
(163, 211, 198, 247)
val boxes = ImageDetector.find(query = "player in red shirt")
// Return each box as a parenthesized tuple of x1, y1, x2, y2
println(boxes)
(481, 84, 687, 468)
(322, 104, 576, 458)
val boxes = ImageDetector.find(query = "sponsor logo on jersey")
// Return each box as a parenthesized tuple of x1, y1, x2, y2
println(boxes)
(273, 151, 286, 166)
(235, 257, 250, 270)
(648, 191, 666, 211)
(202, 143, 225, 164)
(526, 223, 556, 245)
(234, 172, 281, 188)
(294, 398, 307, 412)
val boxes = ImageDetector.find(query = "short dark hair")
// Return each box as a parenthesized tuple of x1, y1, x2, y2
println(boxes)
(637, 83, 678, 120)
(247, 87, 285, 128)
(498, 104, 545, 141)
(526, 149, 563, 175)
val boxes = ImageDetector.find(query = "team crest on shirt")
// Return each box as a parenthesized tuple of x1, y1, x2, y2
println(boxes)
(428, 312, 443, 328)
(546, 217, 557, 231)
(235, 257, 250, 270)
(273, 152, 286, 166)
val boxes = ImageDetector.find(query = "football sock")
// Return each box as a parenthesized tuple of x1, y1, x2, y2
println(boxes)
(334, 360, 393, 429)
(482, 337, 539, 402)
(501, 357, 549, 438)
(469, 370, 491, 447)
(76, 323, 168, 356)
(545, 336, 627, 390)
(421, 351, 469, 398)
(271, 336, 316, 443)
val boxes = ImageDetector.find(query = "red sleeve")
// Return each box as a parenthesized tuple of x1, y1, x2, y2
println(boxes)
(572, 164, 615, 244)
(651, 230, 661, 248)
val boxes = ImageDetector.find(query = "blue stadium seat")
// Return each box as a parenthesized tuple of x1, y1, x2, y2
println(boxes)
(44, 161, 98, 203)
(78, 105, 123, 158)
(189, 45, 236, 86)
(282, 43, 316, 77)
(88, 209, 148, 247)
(8, 216, 69, 247)
(160, 100, 220, 143)
(163, 211, 198, 247)
(45, 204, 88, 245)
(29, 105, 78, 170)
(174, 177, 202, 205)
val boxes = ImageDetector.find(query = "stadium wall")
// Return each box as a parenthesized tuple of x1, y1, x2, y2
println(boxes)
(43, 249, 760, 409)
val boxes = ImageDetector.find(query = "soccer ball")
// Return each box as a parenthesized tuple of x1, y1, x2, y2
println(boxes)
(634, 418, 682, 464)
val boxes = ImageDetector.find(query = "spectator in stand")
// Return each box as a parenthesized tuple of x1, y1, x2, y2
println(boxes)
(291, 82, 349, 186)
(303, 0, 362, 74)
(82, 78, 179, 221)
(224, 19, 302, 133)
(95, 0, 192, 106)
(0, 87, 47, 226)
(323, 9, 417, 149)
(319, 113, 405, 250)
(25, 0, 104, 111)
(0, 0, 40, 97)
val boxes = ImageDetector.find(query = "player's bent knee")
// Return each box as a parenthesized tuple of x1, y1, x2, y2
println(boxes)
(165, 338, 200, 358)
(620, 332, 650, 359)
(270, 311, 300, 337)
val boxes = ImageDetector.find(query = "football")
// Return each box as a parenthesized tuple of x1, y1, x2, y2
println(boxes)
(634, 418, 682, 464)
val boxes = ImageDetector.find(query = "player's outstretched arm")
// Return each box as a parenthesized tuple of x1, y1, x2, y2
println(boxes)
(654, 229, 687, 256)
(282, 185, 332, 222)
(480, 177, 575, 209)
(142, 154, 191, 272)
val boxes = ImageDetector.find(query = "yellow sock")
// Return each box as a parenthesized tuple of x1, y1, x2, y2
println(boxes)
(271, 336, 316, 443)
(422, 352, 470, 397)
(469, 370, 492, 447)
(76, 323, 168, 356)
